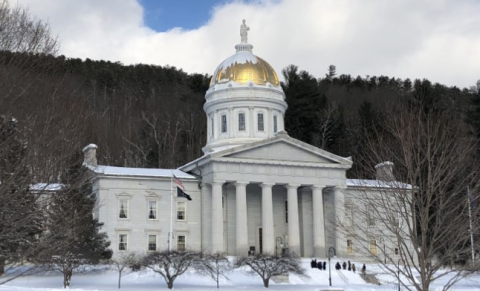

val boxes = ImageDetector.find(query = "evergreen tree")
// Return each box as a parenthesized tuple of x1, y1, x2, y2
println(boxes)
(36, 157, 112, 288)
(0, 115, 41, 280)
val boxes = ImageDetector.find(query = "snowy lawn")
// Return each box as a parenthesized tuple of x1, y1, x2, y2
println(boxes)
(2, 258, 480, 291)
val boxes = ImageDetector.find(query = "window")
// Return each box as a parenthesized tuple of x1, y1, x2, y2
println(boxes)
(366, 206, 375, 227)
(273, 115, 278, 133)
(238, 113, 245, 131)
(395, 248, 399, 255)
(119, 200, 128, 219)
(345, 205, 353, 227)
(148, 235, 157, 251)
(257, 113, 264, 131)
(369, 239, 377, 255)
(221, 114, 227, 133)
(285, 200, 288, 223)
(148, 201, 157, 220)
(177, 201, 186, 220)
(119, 234, 128, 251)
(177, 235, 186, 251)
(347, 239, 353, 255)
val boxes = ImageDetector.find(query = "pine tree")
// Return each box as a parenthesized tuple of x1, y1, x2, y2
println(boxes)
(36, 157, 112, 288)
(0, 115, 41, 279)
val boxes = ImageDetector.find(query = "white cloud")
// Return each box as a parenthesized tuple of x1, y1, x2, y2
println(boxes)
(15, 0, 480, 88)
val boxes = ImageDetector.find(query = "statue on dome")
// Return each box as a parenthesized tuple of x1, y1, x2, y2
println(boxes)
(240, 19, 249, 43)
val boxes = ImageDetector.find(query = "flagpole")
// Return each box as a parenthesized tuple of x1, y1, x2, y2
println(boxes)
(468, 186, 475, 263)
(169, 171, 174, 252)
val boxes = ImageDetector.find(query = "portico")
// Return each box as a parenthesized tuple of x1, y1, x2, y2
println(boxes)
(181, 132, 352, 257)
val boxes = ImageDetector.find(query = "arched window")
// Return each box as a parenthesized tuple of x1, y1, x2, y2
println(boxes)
(273, 115, 278, 133)
(238, 113, 245, 131)
(257, 113, 264, 131)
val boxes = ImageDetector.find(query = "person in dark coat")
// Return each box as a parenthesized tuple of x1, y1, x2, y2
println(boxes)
(317, 261, 322, 270)
(348, 260, 351, 271)
(361, 263, 366, 275)
(352, 263, 356, 273)
(342, 262, 347, 270)
(310, 259, 314, 268)
(323, 261, 327, 270)
(335, 262, 341, 270)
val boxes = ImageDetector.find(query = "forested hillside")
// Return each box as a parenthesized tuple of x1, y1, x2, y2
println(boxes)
(1, 51, 479, 180)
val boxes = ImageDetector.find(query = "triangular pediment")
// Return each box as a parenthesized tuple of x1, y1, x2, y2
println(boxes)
(211, 133, 352, 167)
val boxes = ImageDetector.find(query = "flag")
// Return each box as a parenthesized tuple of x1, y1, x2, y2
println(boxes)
(177, 186, 192, 201)
(173, 174, 185, 191)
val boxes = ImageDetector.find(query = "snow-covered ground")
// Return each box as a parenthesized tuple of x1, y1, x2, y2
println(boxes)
(2, 258, 480, 291)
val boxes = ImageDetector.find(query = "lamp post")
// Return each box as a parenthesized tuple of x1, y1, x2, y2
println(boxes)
(328, 247, 336, 287)
(276, 237, 283, 256)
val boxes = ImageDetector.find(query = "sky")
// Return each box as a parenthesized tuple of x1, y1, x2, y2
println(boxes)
(13, 0, 480, 89)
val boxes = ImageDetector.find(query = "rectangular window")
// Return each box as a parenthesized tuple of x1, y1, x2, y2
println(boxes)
(285, 200, 288, 223)
(258, 113, 264, 131)
(119, 234, 128, 251)
(221, 114, 227, 133)
(367, 206, 375, 227)
(395, 248, 399, 255)
(238, 113, 245, 131)
(177, 201, 186, 220)
(345, 205, 353, 227)
(148, 201, 157, 220)
(148, 235, 157, 251)
(370, 239, 377, 255)
(347, 239, 353, 255)
(177, 235, 186, 251)
(273, 115, 278, 133)
(119, 200, 128, 219)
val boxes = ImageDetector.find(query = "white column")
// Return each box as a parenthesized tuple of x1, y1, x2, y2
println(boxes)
(228, 107, 233, 138)
(235, 181, 249, 256)
(334, 187, 346, 257)
(312, 186, 326, 257)
(211, 182, 224, 254)
(249, 106, 254, 137)
(286, 184, 301, 256)
(261, 183, 274, 254)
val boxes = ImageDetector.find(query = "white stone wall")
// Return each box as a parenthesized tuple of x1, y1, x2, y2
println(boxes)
(95, 176, 201, 257)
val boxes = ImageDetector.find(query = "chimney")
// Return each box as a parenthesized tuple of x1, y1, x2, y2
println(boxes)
(375, 161, 395, 181)
(82, 144, 98, 167)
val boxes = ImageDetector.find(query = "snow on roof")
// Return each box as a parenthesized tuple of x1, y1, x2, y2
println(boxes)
(347, 179, 412, 189)
(30, 183, 64, 191)
(92, 166, 195, 179)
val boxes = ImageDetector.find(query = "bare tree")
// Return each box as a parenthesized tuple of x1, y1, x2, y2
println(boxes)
(234, 253, 308, 288)
(0, 0, 58, 54)
(142, 250, 201, 289)
(339, 106, 480, 291)
(110, 252, 141, 289)
(196, 253, 233, 289)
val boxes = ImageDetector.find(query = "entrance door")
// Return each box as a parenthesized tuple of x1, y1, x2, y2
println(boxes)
(258, 228, 263, 254)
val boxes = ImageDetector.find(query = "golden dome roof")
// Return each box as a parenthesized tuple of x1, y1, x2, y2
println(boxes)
(210, 43, 280, 87)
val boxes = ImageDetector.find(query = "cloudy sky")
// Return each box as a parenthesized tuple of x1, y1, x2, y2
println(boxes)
(15, 0, 480, 88)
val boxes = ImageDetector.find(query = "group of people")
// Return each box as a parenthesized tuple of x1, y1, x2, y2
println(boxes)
(310, 259, 327, 270)
(311, 259, 367, 275)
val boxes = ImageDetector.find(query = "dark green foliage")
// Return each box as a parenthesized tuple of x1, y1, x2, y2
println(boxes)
(36, 156, 111, 288)
(0, 115, 41, 279)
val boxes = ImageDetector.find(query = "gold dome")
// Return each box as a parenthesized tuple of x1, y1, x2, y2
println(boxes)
(210, 44, 280, 87)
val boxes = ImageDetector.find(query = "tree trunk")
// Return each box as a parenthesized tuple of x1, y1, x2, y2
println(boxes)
(167, 279, 173, 289)
(263, 278, 269, 288)
(118, 272, 121, 288)
(64, 269, 73, 288)
(0, 258, 5, 276)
